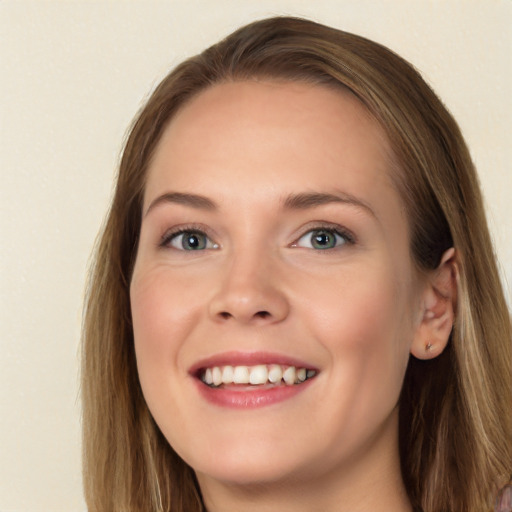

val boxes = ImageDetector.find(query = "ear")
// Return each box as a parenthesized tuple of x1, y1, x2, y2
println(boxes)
(410, 248, 458, 360)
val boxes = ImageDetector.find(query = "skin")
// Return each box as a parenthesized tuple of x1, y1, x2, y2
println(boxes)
(130, 81, 455, 511)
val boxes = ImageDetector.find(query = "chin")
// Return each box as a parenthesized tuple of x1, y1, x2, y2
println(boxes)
(186, 436, 310, 487)
(195, 459, 303, 488)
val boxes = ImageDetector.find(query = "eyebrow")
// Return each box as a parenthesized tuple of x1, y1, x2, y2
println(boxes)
(145, 192, 217, 216)
(283, 191, 376, 217)
(144, 190, 375, 217)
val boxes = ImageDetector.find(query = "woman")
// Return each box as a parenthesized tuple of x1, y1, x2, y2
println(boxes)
(81, 16, 511, 512)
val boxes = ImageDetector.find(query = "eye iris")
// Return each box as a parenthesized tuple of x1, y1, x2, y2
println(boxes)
(311, 230, 336, 249)
(183, 232, 206, 250)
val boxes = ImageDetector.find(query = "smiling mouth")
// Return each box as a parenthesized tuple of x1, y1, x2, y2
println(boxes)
(199, 364, 317, 388)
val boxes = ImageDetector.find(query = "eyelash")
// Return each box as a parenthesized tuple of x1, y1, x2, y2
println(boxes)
(159, 224, 218, 250)
(159, 223, 356, 251)
(292, 223, 356, 250)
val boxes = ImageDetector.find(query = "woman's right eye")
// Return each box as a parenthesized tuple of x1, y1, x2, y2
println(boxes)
(162, 230, 218, 251)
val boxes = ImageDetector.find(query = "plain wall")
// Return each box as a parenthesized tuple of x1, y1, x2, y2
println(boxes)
(1, 1, 510, 510)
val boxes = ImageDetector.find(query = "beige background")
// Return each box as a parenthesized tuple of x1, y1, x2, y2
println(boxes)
(1, 1, 510, 510)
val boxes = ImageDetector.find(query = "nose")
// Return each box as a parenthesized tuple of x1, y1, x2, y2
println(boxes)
(208, 254, 290, 325)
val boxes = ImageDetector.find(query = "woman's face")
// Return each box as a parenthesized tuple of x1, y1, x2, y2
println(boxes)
(130, 81, 426, 487)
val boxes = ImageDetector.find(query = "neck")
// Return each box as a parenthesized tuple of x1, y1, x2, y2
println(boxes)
(197, 409, 412, 512)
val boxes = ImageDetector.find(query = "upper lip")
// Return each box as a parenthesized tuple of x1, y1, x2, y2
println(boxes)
(188, 351, 318, 377)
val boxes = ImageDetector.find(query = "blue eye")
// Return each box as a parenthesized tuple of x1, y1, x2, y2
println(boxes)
(295, 228, 351, 250)
(164, 230, 218, 251)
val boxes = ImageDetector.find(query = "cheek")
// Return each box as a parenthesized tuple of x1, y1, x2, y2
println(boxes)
(130, 267, 202, 389)
(129, 266, 211, 449)
(131, 265, 201, 338)
(301, 261, 414, 399)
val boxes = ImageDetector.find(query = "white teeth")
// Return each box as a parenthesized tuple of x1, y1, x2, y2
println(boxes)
(268, 364, 283, 383)
(200, 364, 316, 387)
(249, 365, 268, 385)
(204, 368, 213, 385)
(282, 366, 296, 385)
(296, 367, 306, 382)
(233, 366, 250, 384)
(212, 367, 222, 386)
(221, 365, 234, 384)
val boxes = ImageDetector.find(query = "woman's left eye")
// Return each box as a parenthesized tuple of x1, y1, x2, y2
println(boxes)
(162, 230, 218, 251)
(293, 228, 352, 250)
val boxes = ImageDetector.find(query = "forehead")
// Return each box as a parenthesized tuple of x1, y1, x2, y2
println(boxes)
(144, 80, 398, 212)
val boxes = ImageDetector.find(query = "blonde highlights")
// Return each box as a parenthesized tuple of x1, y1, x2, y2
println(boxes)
(81, 17, 511, 511)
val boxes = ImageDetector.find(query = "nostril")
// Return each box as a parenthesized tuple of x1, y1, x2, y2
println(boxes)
(217, 310, 270, 320)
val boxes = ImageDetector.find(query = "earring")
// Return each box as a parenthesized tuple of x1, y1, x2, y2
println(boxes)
(426, 342, 433, 352)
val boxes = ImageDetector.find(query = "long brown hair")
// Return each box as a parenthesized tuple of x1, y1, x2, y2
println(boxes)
(81, 17, 512, 511)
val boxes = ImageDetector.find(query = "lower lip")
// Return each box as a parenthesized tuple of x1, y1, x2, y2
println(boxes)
(194, 379, 314, 409)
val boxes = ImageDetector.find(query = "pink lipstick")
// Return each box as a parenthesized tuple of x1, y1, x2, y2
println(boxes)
(190, 351, 318, 409)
